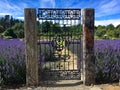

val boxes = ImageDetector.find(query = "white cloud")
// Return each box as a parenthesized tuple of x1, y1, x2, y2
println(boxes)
(96, 0, 120, 17)
(0, 13, 12, 16)
(0, 0, 27, 18)
(16, 17, 24, 20)
(40, 0, 55, 8)
(95, 19, 120, 27)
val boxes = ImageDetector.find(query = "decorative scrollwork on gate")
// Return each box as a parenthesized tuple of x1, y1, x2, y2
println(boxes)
(51, 34, 66, 51)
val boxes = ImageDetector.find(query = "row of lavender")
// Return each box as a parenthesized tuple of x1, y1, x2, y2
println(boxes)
(0, 39, 26, 84)
(0, 39, 120, 84)
(95, 40, 120, 83)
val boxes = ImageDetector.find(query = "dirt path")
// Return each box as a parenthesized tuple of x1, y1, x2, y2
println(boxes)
(95, 83, 120, 90)
(3, 85, 120, 90)
(2, 80, 120, 90)
(3, 84, 120, 90)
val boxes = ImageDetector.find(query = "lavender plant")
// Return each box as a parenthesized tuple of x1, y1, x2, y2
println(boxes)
(95, 40, 120, 83)
(0, 39, 26, 84)
(0, 39, 51, 84)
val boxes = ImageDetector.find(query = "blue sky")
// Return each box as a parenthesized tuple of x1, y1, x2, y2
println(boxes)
(0, 0, 120, 26)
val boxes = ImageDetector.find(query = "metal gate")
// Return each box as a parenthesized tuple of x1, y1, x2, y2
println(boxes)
(37, 8, 82, 80)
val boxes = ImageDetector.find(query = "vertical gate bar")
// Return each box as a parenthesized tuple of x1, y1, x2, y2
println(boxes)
(51, 20, 53, 70)
(39, 20, 42, 72)
(79, 19, 81, 71)
(76, 21, 79, 70)
(45, 20, 47, 69)
(49, 19, 52, 70)
(73, 20, 75, 70)
(67, 22, 69, 59)
(68, 62, 69, 70)
(58, 19, 61, 70)
(79, 19, 82, 73)
(63, 19, 66, 70)
(67, 22, 69, 70)
(48, 21, 50, 69)
(70, 20, 72, 70)
(24, 8, 38, 86)
(64, 24, 66, 63)
(79, 41, 81, 71)
(69, 19, 72, 67)
(53, 20, 57, 70)
(53, 20, 55, 70)
(41, 19, 43, 69)
(63, 21, 67, 63)
(52, 19, 54, 70)
(75, 20, 77, 70)
(38, 18, 40, 80)
(82, 8, 95, 85)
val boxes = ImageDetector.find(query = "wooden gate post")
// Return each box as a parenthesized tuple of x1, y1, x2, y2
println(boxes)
(82, 8, 95, 85)
(24, 8, 38, 86)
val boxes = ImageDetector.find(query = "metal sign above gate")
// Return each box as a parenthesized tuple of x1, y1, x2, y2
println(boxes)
(38, 8, 81, 20)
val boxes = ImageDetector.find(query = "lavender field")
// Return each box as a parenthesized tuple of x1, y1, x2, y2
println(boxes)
(95, 40, 120, 83)
(0, 39, 26, 84)
(0, 39, 120, 84)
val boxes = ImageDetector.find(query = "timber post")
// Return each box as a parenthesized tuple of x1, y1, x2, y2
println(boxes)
(24, 8, 38, 86)
(82, 8, 95, 85)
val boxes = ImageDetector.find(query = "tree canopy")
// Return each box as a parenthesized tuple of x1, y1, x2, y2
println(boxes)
(0, 15, 120, 39)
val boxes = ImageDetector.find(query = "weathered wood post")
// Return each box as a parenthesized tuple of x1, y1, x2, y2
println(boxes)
(24, 8, 38, 86)
(82, 8, 95, 85)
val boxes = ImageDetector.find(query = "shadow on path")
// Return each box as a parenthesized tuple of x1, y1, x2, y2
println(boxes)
(39, 80, 83, 87)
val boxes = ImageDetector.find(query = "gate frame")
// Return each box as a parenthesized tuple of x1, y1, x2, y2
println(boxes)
(24, 8, 95, 86)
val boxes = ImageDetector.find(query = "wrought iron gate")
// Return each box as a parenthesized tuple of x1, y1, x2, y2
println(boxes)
(37, 8, 82, 80)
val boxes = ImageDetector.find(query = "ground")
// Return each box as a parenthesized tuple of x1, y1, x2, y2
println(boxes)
(1, 80, 120, 90)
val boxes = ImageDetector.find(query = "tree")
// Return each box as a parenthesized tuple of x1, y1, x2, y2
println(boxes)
(106, 24, 114, 30)
(106, 30, 115, 38)
(12, 23, 24, 38)
(2, 23, 24, 38)
(0, 15, 23, 33)
(42, 21, 51, 33)
(52, 23, 61, 33)
(95, 25, 106, 38)
(116, 24, 120, 30)
(0, 25, 4, 33)
(115, 24, 120, 38)
(0, 15, 10, 31)
(114, 30, 120, 38)
(2, 28, 17, 38)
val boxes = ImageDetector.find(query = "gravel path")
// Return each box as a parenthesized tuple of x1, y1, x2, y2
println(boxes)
(2, 80, 102, 90)
(4, 85, 96, 90)
(2, 84, 120, 90)
(2, 80, 120, 90)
